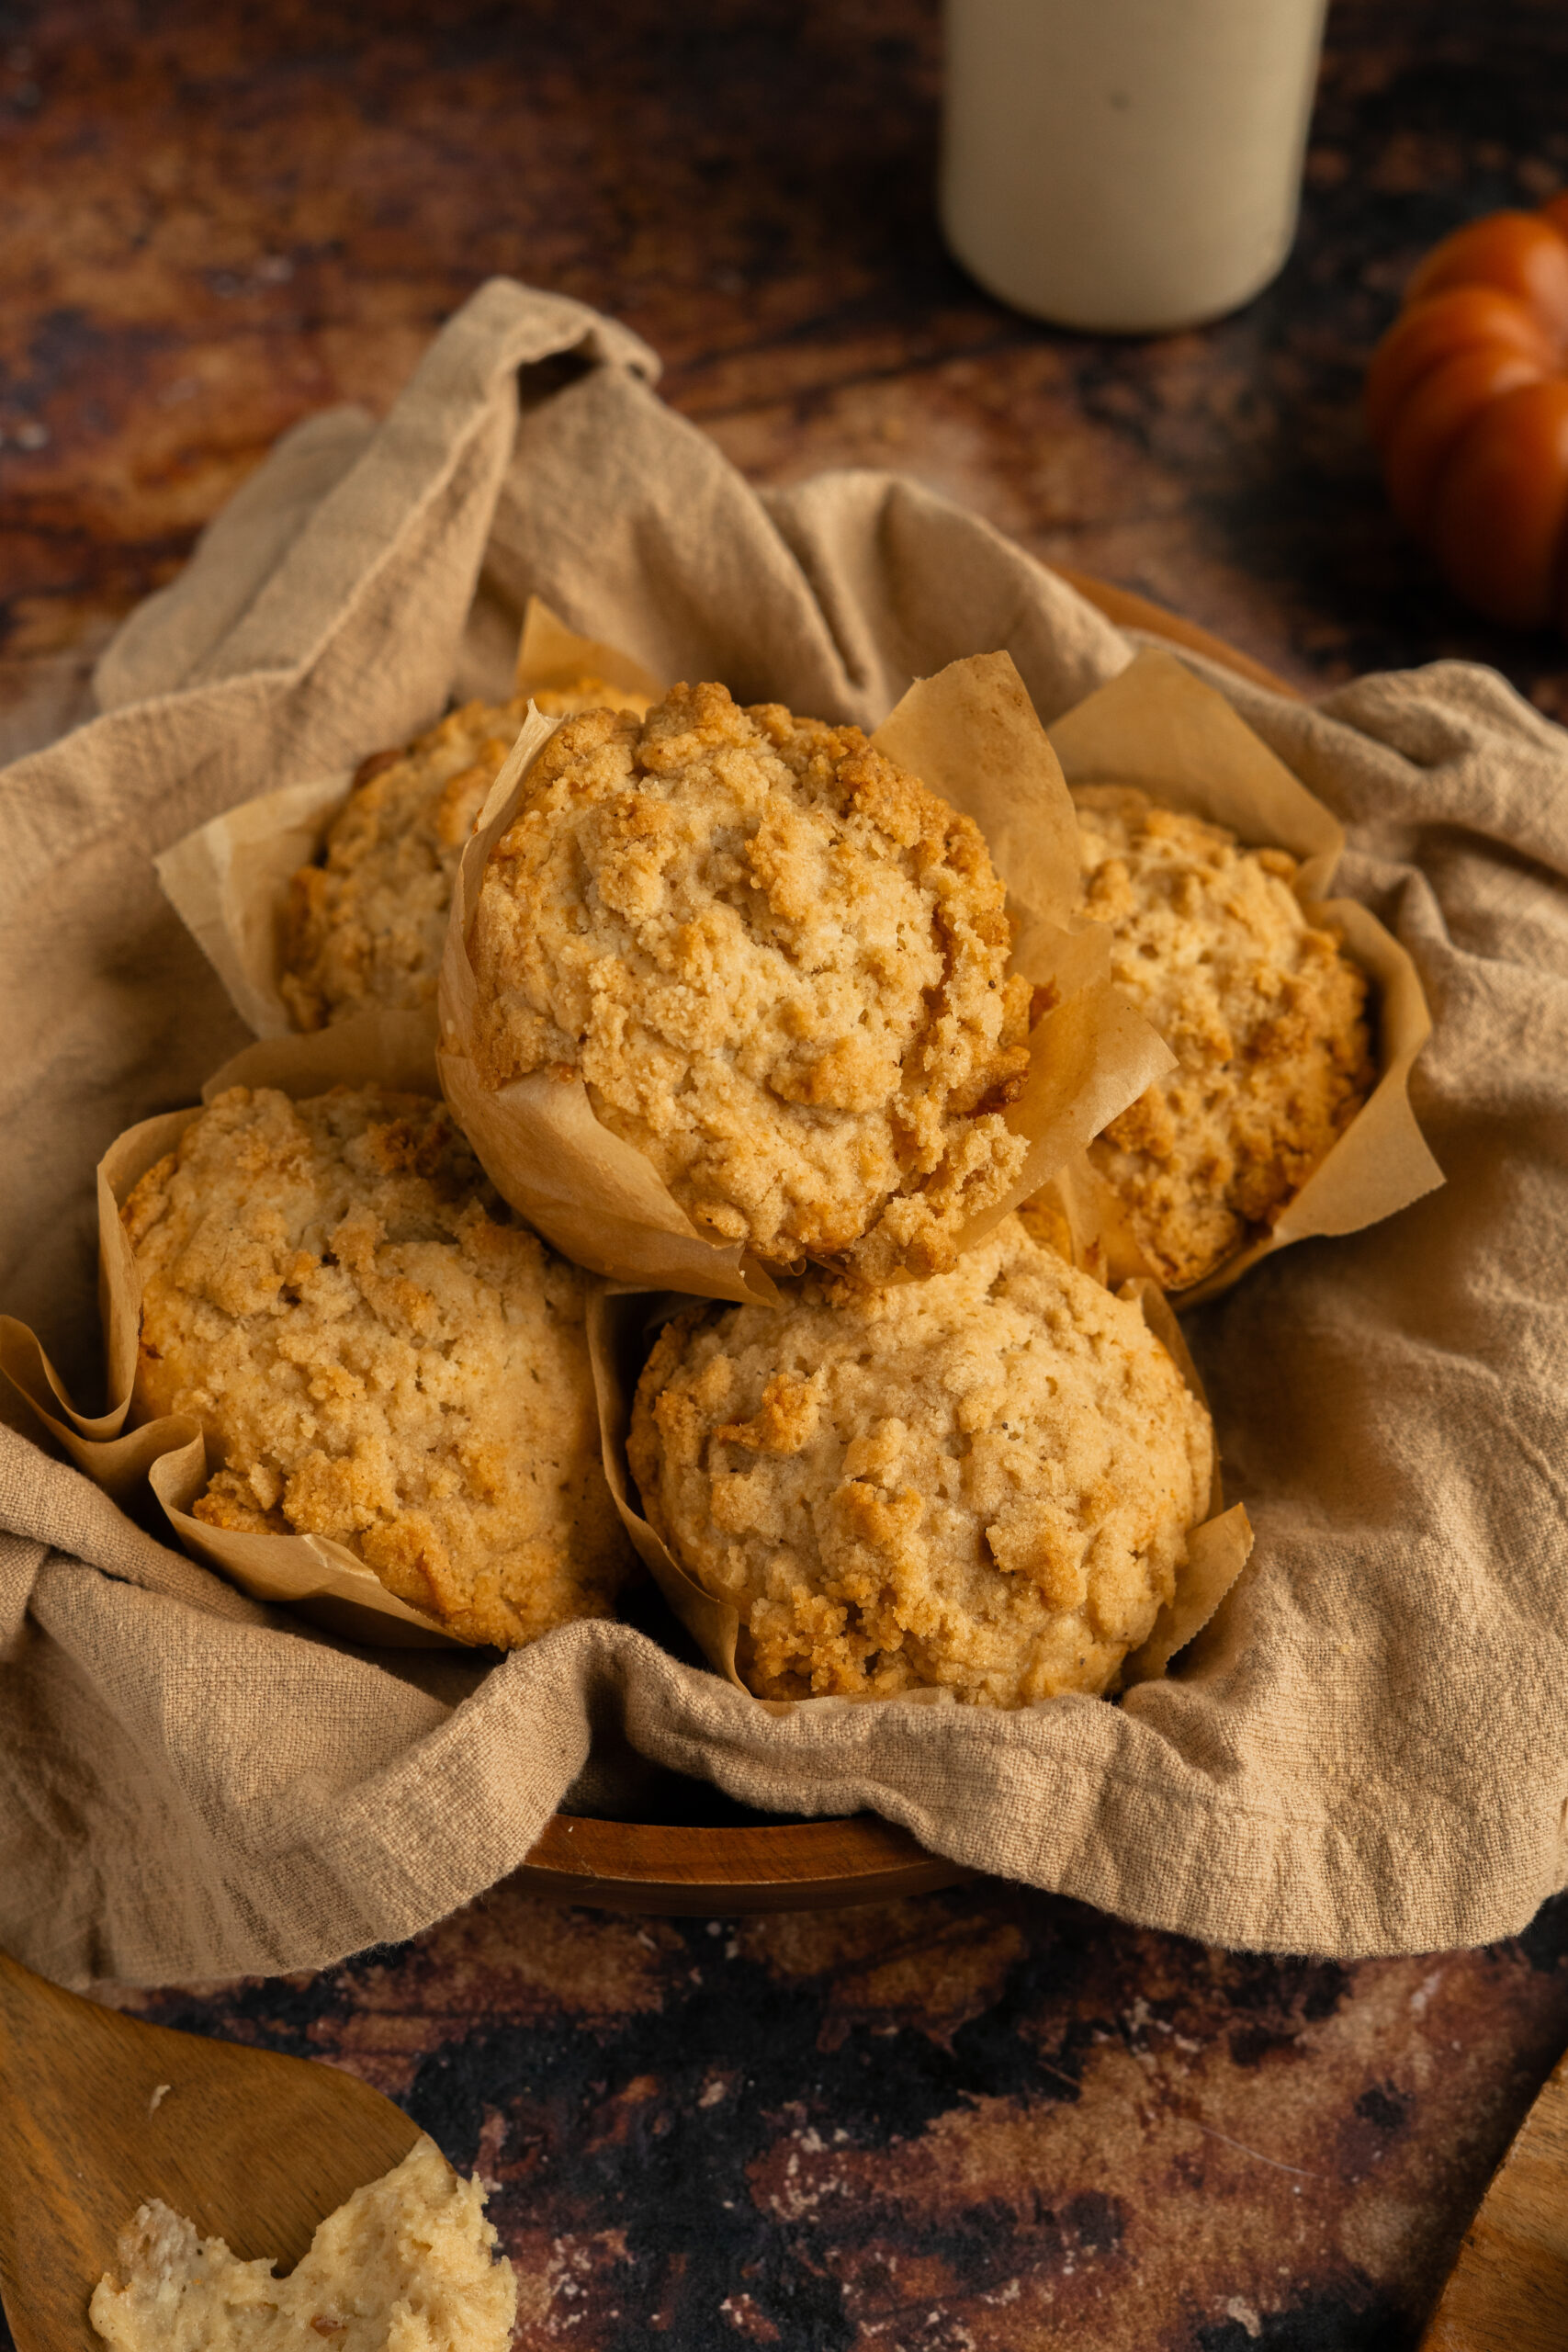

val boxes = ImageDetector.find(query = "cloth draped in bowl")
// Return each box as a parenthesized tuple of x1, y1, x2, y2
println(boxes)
(1, 277, 1564, 1982)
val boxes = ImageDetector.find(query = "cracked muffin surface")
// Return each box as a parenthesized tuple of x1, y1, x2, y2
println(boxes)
(123, 1082, 633, 1646)
(628, 1215, 1212, 1707)
(1073, 786, 1374, 1290)
(280, 676, 650, 1031)
(466, 681, 1035, 1279)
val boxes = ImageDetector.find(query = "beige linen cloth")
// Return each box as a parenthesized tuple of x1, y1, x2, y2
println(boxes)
(3, 279, 1564, 1983)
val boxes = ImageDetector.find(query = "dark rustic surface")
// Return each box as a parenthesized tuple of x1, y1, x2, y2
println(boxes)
(3, 0, 1567, 2345)
(5, 0, 1568, 736)
(92, 1888, 1568, 2349)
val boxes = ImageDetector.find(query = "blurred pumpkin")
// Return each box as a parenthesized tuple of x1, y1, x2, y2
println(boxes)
(1366, 197, 1568, 630)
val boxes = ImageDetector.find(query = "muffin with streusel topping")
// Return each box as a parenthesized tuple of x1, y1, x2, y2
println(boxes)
(1069, 786, 1373, 1290)
(464, 681, 1037, 1282)
(123, 1082, 634, 1646)
(628, 1214, 1212, 1707)
(280, 677, 650, 1032)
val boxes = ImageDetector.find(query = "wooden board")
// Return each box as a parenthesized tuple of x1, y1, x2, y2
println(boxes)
(1418, 2043, 1568, 2350)
(0, 1950, 420, 2352)
(514, 568, 1298, 1917)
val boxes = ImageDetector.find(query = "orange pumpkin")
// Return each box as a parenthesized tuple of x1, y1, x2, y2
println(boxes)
(1366, 197, 1568, 631)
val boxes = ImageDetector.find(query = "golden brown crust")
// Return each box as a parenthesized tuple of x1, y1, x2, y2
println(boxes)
(1072, 786, 1374, 1290)
(628, 1216, 1212, 1708)
(278, 678, 650, 1031)
(467, 681, 1033, 1276)
(124, 1083, 634, 1646)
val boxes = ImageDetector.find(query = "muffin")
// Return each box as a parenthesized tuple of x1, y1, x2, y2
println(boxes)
(1071, 786, 1374, 1290)
(280, 677, 650, 1031)
(628, 1216, 1212, 1707)
(123, 1083, 634, 1647)
(465, 680, 1036, 1281)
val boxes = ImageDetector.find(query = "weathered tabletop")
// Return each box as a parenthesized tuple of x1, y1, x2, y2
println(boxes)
(4, 2, 1567, 2345)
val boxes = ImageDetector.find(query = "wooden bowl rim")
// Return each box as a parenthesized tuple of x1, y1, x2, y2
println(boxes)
(520, 1811, 968, 1912)
(517, 571, 1298, 1909)
(529, 1810, 934, 1883)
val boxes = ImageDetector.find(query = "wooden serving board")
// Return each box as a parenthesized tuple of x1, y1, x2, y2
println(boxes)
(1417, 2044, 1568, 2350)
(515, 567, 1298, 1918)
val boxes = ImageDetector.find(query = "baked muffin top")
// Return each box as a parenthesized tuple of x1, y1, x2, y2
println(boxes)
(280, 677, 650, 1032)
(628, 1215, 1212, 1708)
(465, 681, 1035, 1280)
(1073, 786, 1374, 1290)
(123, 1083, 633, 1647)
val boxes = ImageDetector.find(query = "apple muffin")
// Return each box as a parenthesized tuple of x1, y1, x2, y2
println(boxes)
(123, 1082, 634, 1646)
(628, 1215, 1212, 1707)
(1072, 786, 1374, 1289)
(465, 680, 1036, 1281)
(280, 676, 650, 1031)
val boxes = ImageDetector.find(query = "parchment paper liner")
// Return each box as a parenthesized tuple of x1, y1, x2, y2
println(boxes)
(152, 598, 664, 1044)
(0, 1023, 495, 1650)
(587, 1282, 1254, 1713)
(438, 649, 1175, 1304)
(1033, 650, 1445, 1306)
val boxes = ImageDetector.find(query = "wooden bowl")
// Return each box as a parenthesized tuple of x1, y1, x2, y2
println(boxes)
(520, 1811, 964, 1916)
(516, 574, 1301, 1916)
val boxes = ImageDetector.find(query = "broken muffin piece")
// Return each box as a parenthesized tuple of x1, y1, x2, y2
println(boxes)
(89, 2135, 515, 2352)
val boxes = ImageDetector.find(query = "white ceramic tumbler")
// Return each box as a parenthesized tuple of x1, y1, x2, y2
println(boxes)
(941, 0, 1330, 334)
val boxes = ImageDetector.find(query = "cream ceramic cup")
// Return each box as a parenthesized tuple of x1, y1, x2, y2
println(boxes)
(941, 0, 1329, 334)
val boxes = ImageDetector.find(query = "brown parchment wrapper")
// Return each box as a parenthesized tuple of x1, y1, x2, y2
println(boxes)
(154, 766, 356, 1040)
(1035, 649, 1445, 1306)
(510, 595, 665, 705)
(0, 1025, 494, 1649)
(586, 1282, 1254, 1711)
(437, 649, 1176, 1301)
(152, 598, 662, 1045)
